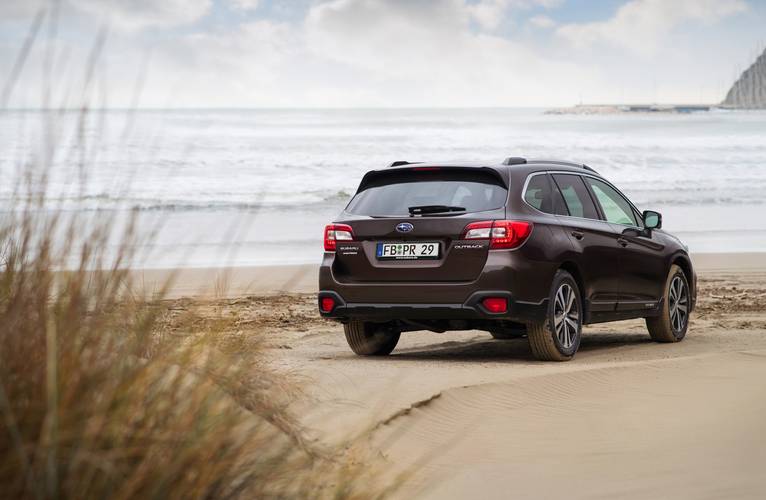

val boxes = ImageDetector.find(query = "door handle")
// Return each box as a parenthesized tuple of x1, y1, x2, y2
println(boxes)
(617, 237, 629, 247)
(571, 231, 584, 240)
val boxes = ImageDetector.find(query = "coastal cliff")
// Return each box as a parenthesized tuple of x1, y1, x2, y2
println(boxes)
(722, 48, 766, 108)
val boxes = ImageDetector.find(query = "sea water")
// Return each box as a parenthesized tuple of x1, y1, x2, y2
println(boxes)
(1, 108, 765, 268)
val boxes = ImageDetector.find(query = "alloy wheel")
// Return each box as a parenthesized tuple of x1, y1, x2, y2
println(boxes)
(553, 283, 579, 349)
(669, 275, 688, 333)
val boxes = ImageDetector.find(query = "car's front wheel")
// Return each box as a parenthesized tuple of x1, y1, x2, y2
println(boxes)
(527, 270, 582, 361)
(646, 264, 689, 342)
(344, 320, 400, 356)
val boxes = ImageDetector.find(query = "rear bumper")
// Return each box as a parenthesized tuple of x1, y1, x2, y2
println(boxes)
(318, 290, 548, 322)
(318, 249, 557, 323)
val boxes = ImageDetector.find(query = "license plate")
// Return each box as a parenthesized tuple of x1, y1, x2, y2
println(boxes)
(376, 242, 440, 260)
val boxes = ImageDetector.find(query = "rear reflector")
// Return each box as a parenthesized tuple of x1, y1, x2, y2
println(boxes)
(462, 220, 533, 249)
(320, 297, 335, 313)
(324, 224, 354, 251)
(482, 297, 508, 313)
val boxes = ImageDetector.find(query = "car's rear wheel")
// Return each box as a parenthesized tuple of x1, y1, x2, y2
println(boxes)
(527, 270, 582, 361)
(344, 320, 400, 356)
(646, 264, 689, 342)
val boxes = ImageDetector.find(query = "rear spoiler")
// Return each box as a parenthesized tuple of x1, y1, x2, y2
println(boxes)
(356, 165, 508, 193)
(387, 160, 422, 167)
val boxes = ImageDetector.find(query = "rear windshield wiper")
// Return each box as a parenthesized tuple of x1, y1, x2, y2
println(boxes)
(408, 205, 466, 215)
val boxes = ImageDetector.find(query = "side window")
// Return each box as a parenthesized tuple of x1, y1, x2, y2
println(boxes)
(584, 178, 638, 226)
(551, 174, 599, 219)
(523, 174, 551, 213)
(524, 173, 569, 215)
(549, 174, 569, 216)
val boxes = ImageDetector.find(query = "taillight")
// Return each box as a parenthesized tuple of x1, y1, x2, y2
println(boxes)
(462, 220, 533, 249)
(324, 224, 354, 251)
(489, 220, 533, 249)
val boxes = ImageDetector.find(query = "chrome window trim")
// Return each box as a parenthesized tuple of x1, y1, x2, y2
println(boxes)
(521, 170, 644, 230)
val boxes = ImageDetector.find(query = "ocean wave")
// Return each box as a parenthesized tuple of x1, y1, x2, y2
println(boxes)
(0, 193, 353, 213)
(2, 108, 766, 216)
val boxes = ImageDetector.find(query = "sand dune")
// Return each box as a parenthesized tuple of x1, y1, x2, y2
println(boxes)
(372, 352, 766, 498)
(291, 314, 766, 498)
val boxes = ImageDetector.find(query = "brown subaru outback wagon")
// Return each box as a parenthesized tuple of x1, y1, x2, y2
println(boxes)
(318, 158, 696, 361)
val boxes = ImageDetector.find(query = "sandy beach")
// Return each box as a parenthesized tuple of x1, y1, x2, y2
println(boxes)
(149, 252, 766, 498)
(131, 252, 766, 298)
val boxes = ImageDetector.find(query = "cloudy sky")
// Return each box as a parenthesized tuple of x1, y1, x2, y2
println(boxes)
(1, 0, 764, 108)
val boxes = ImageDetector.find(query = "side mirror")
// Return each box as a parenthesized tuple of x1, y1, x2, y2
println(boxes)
(643, 210, 662, 230)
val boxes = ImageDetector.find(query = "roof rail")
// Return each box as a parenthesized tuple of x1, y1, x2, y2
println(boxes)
(526, 159, 597, 173)
(502, 157, 527, 165)
(388, 160, 423, 168)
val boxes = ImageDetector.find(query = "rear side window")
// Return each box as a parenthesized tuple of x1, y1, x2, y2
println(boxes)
(551, 174, 599, 219)
(584, 178, 639, 226)
(524, 173, 567, 215)
(346, 170, 507, 216)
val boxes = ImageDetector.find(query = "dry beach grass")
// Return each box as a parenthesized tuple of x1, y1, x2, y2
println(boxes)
(0, 175, 391, 499)
(1, 68, 385, 500)
(0, 14, 390, 496)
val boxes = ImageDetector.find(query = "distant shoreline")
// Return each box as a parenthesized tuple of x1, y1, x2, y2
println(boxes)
(545, 103, 743, 115)
(3, 106, 765, 114)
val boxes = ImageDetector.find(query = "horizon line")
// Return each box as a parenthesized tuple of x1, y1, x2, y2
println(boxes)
(0, 102, 727, 112)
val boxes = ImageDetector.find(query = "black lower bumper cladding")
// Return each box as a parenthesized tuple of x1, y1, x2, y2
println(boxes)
(318, 290, 546, 322)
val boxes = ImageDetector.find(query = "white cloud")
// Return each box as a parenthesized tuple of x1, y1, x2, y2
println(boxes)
(140, 19, 306, 106)
(1, 0, 760, 108)
(529, 14, 556, 29)
(70, 0, 212, 31)
(556, 0, 747, 56)
(84, 0, 592, 107)
(469, 0, 512, 30)
(467, 0, 563, 30)
(302, 0, 594, 106)
(226, 0, 260, 12)
(0, 0, 211, 31)
(0, 0, 46, 19)
(305, 0, 469, 72)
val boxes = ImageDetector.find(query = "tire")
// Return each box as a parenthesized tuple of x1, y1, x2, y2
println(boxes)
(646, 264, 689, 343)
(527, 270, 582, 361)
(344, 320, 400, 356)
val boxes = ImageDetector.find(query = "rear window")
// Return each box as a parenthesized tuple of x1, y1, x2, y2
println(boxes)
(346, 170, 507, 216)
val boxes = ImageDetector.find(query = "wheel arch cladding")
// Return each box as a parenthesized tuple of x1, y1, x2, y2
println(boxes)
(558, 261, 586, 312)
(671, 255, 692, 283)
(671, 254, 694, 312)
